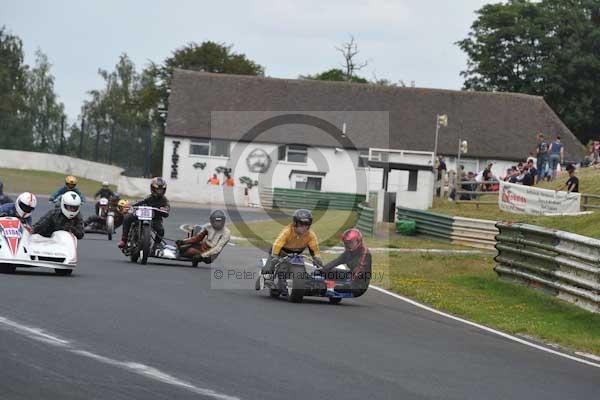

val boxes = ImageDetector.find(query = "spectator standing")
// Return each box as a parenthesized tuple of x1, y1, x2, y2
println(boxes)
(482, 162, 496, 191)
(535, 133, 549, 182)
(548, 135, 564, 180)
(557, 164, 579, 193)
(448, 170, 457, 201)
(223, 174, 235, 187)
(436, 156, 447, 197)
(207, 174, 220, 186)
(458, 165, 466, 181)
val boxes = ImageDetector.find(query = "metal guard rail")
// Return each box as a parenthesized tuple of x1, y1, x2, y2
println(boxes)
(494, 222, 600, 313)
(396, 207, 497, 249)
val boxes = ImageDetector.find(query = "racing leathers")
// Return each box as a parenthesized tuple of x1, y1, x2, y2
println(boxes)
(121, 195, 170, 246)
(32, 209, 84, 240)
(0, 203, 32, 226)
(177, 223, 231, 263)
(323, 245, 372, 297)
(50, 186, 86, 203)
(262, 223, 322, 274)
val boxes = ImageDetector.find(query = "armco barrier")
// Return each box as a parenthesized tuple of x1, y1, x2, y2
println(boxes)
(495, 222, 600, 313)
(395, 207, 453, 241)
(396, 207, 498, 249)
(273, 188, 365, 211)
(356, 204, 375, 236)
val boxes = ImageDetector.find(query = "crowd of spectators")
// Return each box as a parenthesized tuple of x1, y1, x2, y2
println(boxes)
(445, 132, 580, 201)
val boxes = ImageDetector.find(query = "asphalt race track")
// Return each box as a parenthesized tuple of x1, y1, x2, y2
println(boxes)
(0, 203, 599, 399)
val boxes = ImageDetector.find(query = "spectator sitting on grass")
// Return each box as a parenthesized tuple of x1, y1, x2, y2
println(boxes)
(522, 165, 535, 186)
(557, 164, 579, 193)
(526, 159, 537, 185)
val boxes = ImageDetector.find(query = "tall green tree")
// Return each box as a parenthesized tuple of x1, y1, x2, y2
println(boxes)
(0, 26, 31, 150)
(143, 41, 264, 175)
(457, 0, 600, 143)
(79, 54, 155, 175)
(26, 49, 66, 153)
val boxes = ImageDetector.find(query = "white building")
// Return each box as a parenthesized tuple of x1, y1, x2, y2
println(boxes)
(163, 70, 582, 210)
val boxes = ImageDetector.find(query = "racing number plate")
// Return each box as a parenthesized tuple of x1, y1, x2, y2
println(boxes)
(135, 207, 153, 221)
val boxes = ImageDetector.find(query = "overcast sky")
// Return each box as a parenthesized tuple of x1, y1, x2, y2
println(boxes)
(4, 0, 495, 121)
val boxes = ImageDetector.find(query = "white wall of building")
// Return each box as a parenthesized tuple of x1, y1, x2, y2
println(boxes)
(163, 137, 374, 203)
(395, 170, 435, 210)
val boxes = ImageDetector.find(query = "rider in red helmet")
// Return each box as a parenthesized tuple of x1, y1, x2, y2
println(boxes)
(322, 228, 372, 297)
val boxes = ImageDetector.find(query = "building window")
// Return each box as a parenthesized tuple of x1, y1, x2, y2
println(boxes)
(189, 139, 230, 157)
(358, 150, 369, 168)
(408, 170, 418, 191)
(295, 176, 322, 191)
(210, 140, 230, 157)
(286, 145, 308, 163)
(190, 140, 209, 156)
(278, 145, 308, 163)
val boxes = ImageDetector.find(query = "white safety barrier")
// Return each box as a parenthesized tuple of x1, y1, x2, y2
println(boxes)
(0, 149, 123, 184)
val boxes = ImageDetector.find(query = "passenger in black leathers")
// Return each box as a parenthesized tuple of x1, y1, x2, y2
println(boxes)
(119, 177, 170, 249)
(322, 228, 372, 298)
(32, 192, 85, 240)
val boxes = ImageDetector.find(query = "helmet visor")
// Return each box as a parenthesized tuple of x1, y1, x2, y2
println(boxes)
(65, 204, 80, 213)
(344, 238, 360, 251)
(18, 201, 35, 214)
(211, 218, 225, 230)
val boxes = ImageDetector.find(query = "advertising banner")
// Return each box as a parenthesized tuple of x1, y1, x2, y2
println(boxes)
(498, 181, 581, 215)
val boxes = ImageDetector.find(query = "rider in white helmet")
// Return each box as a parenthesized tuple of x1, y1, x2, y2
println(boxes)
(0, 192, 38, 226)
(32, 191, 84, 239)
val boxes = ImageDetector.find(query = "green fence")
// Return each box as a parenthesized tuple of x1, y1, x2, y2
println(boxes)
(272, 188, 365, 211)
(356, 204, 375, 236)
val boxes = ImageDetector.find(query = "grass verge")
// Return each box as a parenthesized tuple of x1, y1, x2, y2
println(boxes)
(368, 252, 600, 355)
(0, 167, 116, 199)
